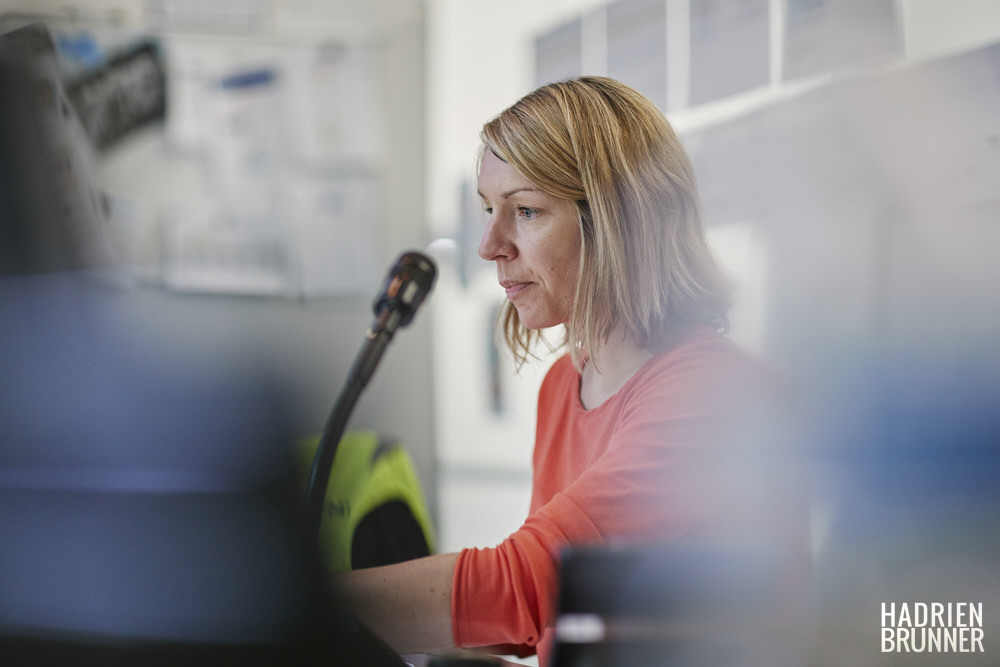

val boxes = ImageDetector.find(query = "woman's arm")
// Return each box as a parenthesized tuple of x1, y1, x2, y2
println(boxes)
(333, 551, 460, 654)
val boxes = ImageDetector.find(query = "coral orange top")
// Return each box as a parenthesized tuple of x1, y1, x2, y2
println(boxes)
(451, 327, 801, 665)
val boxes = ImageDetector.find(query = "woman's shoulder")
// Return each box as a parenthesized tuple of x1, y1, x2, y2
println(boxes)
(539, 352, 578, 391)
(634, 326, 775, 400)
(547, 351, 577, 373)
(649, 325, 749, 371)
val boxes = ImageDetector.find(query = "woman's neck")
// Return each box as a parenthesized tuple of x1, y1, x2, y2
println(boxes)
(578, 327, 653, 410)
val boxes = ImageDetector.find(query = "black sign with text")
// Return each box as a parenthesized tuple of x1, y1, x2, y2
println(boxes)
(65, 40, 166, 150)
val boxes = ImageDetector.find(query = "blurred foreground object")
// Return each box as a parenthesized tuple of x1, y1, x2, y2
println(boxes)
(804, 347, 1000, 667)
(0, 273, 328, 663)
(0, 22, 345, 665)
(551, 541, 801, 667)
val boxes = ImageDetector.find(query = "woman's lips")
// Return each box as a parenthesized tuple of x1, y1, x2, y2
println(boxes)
(503, 282, 531, 298)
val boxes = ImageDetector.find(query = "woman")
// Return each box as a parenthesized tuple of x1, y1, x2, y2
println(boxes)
(336, 76, 800, 663)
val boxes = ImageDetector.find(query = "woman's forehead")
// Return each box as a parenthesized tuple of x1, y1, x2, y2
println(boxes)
(477, 150, 536, 192)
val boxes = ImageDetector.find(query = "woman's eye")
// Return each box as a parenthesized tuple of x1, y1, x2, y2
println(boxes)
(518, 206, 539, 220)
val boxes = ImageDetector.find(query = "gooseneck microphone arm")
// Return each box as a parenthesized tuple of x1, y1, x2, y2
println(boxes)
(305, 250, 437, 542)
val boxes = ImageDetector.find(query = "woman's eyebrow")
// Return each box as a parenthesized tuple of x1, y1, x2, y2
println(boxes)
(477, 187, 541, 200)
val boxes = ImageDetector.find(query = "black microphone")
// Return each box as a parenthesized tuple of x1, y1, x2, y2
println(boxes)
(369, 250, 436, 343)
(349, 251, 437, 389)
(306, 251, 437, 540)
(374, 250, 437, 329)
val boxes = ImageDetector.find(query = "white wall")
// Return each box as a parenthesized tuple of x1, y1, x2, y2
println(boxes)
(903, 0, 1000, 62)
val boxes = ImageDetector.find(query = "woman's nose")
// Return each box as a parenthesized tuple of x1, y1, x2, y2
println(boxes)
(478, 215, 515, 262)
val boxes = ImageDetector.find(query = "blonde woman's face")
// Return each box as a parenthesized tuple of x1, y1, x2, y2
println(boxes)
(477, 150, 582, 330)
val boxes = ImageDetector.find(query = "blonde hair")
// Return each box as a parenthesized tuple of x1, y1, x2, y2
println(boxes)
(481, 76, 732, 370)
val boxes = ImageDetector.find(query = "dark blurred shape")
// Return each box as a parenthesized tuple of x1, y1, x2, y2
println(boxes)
(0, 22, 112, 277)
(550, 542, 799, 667)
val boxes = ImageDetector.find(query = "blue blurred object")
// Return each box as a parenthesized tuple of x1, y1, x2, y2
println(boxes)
(803, 345, 1000, 666)
(0, 275, 319, 651)
(55, 31, 104, 68)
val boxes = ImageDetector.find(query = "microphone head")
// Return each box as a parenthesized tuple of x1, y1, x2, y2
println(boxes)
(374, 250, 437, 328)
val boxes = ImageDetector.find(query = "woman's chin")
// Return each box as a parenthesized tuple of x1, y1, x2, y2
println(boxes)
(513, 309, 563, 332)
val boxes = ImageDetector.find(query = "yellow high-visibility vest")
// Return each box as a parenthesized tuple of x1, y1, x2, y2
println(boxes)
(298, 431, 435, 572)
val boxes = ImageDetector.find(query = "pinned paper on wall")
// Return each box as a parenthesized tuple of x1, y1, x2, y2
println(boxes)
(160, 174, 379, 299)
(162, 202, 290, 296)
(280, 42, 386, 167)
(279, 174, 380, 298)
(153, 36, 384, 297)
(163, 37, 384, 167)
